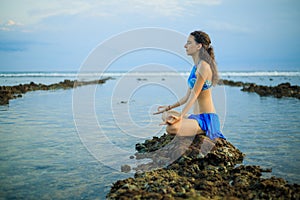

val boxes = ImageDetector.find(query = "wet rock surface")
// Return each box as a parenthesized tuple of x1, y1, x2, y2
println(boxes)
(0, 78, 111, 105)
(107, 134, 300, 199)
(220, 79, 300, 99)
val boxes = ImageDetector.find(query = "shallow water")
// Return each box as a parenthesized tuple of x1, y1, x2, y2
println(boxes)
(0, 89, 129, 199)
(0, 72, 299, 199)
(223, 86, 300, 181)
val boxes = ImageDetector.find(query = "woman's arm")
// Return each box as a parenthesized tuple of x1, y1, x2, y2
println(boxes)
(169, 88, 191, 109)
(153, 89, 191, 115)
(160, 63, 209, 124)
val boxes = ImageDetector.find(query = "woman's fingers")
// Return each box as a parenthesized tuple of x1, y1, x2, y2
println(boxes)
(159, 121, 167, 126)
(157, 106, 166, 111)
(153, 110, 163, 115)
(153, 106, 182, 125)
(166, 114, 180, 124)
(153, 105, 167, 115)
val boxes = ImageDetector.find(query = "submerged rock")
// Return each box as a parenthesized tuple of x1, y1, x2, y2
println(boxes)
(0, 77, 111, 105)
(107, 134, 300, 199)
(121, 165, 131, 173)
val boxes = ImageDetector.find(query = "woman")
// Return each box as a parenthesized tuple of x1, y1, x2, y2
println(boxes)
(154, 31, 225, 140)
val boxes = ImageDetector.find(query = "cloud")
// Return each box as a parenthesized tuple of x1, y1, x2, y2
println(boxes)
(205, 20, 251, 34)
(1, 0, 223, 26)
(7, 19, 17, 26)
(28, 1, 91, 21)
(0, 19, 23, 32)
(185, 0, 222, 6)
(83, 0, 223, 18)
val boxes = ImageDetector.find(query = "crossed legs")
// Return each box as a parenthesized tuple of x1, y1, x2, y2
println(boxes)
(162, 110, 204, 136)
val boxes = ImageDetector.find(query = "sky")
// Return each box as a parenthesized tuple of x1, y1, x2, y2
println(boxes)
(0, 0, 299, 72)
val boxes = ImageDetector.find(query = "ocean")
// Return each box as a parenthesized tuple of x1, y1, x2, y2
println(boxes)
(0, 71, 299, 199)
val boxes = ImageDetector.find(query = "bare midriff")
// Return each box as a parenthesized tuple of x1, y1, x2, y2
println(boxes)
(193, 89, 215, 114)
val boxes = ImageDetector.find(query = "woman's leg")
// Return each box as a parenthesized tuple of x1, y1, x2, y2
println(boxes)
(162, 110, 204, 136)
(166, 118, 204, 136)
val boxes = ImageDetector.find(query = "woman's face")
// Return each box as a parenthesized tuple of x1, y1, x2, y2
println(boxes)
(184, 35, 202, 56)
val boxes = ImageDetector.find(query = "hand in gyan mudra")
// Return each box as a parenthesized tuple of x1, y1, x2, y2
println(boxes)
(160, 110, 181, 125)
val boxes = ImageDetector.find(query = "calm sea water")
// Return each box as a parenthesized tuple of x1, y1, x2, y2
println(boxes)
(0, 71, 299, 199)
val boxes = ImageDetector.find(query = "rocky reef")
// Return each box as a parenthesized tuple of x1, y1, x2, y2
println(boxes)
(107, 134, 300, 199)
(220, 79, 300, 99)
(0, 78, 111, 105)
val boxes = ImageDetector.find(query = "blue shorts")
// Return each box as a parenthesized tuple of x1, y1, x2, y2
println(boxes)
(188, 113, 226, 140)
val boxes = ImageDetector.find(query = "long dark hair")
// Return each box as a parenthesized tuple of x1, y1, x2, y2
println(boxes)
(190, 31, 219, 86)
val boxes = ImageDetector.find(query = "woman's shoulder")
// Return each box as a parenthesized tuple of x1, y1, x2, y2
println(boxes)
(197, 60, 211, 74)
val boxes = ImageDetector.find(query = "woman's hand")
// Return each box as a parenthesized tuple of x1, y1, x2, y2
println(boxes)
(159, 110, 182, 125)
(153, 105, 170, 115)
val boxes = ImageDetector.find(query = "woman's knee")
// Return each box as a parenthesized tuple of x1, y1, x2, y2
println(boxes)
(166, 124, 179, 135)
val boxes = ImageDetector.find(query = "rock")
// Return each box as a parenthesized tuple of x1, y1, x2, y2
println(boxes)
(219, 79, 244, 87)
(0, 90, 11, 105)
(241, 82, 300, 99)
(107, 133, 300, 199)
(121, 165, 131, 173)
(0, 77, 111, 105)
(137, 78, 148, 81)
(220, 79, 300, 100)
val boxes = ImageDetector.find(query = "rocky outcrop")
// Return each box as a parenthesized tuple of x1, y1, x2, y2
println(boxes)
(220, 79, 244, 87)
(241, 82, 300, 99)
(107, 134, 300, 199)
(220, 79, 300, 99)
(0, 78, 111, 105)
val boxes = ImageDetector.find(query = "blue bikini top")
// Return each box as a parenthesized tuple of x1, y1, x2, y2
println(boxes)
(187, 65, 212, 90)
